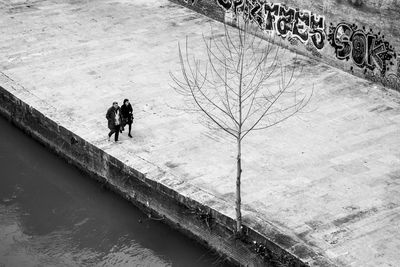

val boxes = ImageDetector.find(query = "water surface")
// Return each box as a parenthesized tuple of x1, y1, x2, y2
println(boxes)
(0, 116, 231, 266)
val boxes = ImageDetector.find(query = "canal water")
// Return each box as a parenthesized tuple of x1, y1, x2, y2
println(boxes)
(0, 116, 232, 267)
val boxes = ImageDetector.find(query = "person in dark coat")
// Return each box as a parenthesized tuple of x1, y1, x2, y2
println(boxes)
(120, 98, 133, 138)
(106, 101, 122, 142)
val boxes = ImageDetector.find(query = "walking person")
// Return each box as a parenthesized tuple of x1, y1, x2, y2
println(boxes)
(106, 101, 122, 142)
(121, 98, 133, 138)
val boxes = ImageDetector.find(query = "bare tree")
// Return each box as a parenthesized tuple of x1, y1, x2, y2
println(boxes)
(170, 20, 312, 235)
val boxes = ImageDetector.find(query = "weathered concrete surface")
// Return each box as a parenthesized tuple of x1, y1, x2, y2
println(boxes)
(1, 0, 400, 266)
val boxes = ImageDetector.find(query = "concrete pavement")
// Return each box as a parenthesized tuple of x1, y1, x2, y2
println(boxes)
(1, 0, 400, 266)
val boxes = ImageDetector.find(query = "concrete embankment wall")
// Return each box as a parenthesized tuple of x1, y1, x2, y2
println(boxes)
(0, 79, 314, 266)
(171, 0, 400, 91)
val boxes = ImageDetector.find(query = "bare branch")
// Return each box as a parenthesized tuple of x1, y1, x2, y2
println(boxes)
(170, 18, 311, 146)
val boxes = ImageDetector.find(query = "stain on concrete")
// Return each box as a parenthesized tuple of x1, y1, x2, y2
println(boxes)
(165, 161, 180, 168)
(388, 170, 400, 180)
(324, 228, 347, 245)
(305, 220, 324, 230)
(333, 207, 378, 226)
(331, 162, 370, 175)
(273, 233, 298, 248)
(368, 104, 394, 113)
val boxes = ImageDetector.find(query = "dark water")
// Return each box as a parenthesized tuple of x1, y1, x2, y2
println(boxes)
(0, 116, 232, 267)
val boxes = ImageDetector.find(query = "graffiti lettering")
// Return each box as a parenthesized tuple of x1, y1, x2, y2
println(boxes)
(263, 3, 279, 31)
(276, 5, 295, 37)
(215, 0, 399, 90)
(328, 23, 397, 75)
(183, 0, 198, 5)
(328, 23, 352, 60)
(216, 0, 233, 10)
(352, 31, 366, 66)
(216, 0, 326, 50)
(292, 10, 309, 42)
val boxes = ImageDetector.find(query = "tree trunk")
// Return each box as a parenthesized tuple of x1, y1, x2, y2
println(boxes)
(236, 137, 242, 234)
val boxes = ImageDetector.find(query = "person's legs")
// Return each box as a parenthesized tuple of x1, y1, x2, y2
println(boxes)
(128, 123, 132, 138)
(121, 119, 127, 132)
(115, 125, 120, 141)
(108, 129, 115, 141)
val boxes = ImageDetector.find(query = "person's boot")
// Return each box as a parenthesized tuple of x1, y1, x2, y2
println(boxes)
(128, 133, 132, 138)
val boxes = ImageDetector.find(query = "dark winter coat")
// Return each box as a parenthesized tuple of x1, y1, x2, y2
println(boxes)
(121, 103, 133, 124)
(106, 106, 122, 130)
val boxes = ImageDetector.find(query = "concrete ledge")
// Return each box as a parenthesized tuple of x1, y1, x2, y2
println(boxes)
(0, 75, 321, 266)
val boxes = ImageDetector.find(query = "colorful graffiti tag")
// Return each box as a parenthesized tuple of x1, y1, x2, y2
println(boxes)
(216, 0, 326, 50)
(328, 22, 397, 75)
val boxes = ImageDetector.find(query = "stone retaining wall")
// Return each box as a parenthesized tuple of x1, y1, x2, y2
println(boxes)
(0, 80, 317, 266)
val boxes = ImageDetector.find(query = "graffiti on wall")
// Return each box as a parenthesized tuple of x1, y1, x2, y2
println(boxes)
(216, 0, 326, 50)
(183, 0, 198, 5)
(397, 58, 400, 76)
(213, 1, 399, 90)
(365, 72, 400, 91)
(364, 58, 400, 91)
(328, 22, 397, 76)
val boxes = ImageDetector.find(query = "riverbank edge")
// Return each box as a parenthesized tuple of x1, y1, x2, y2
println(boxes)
(0, 76, 333, 267)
